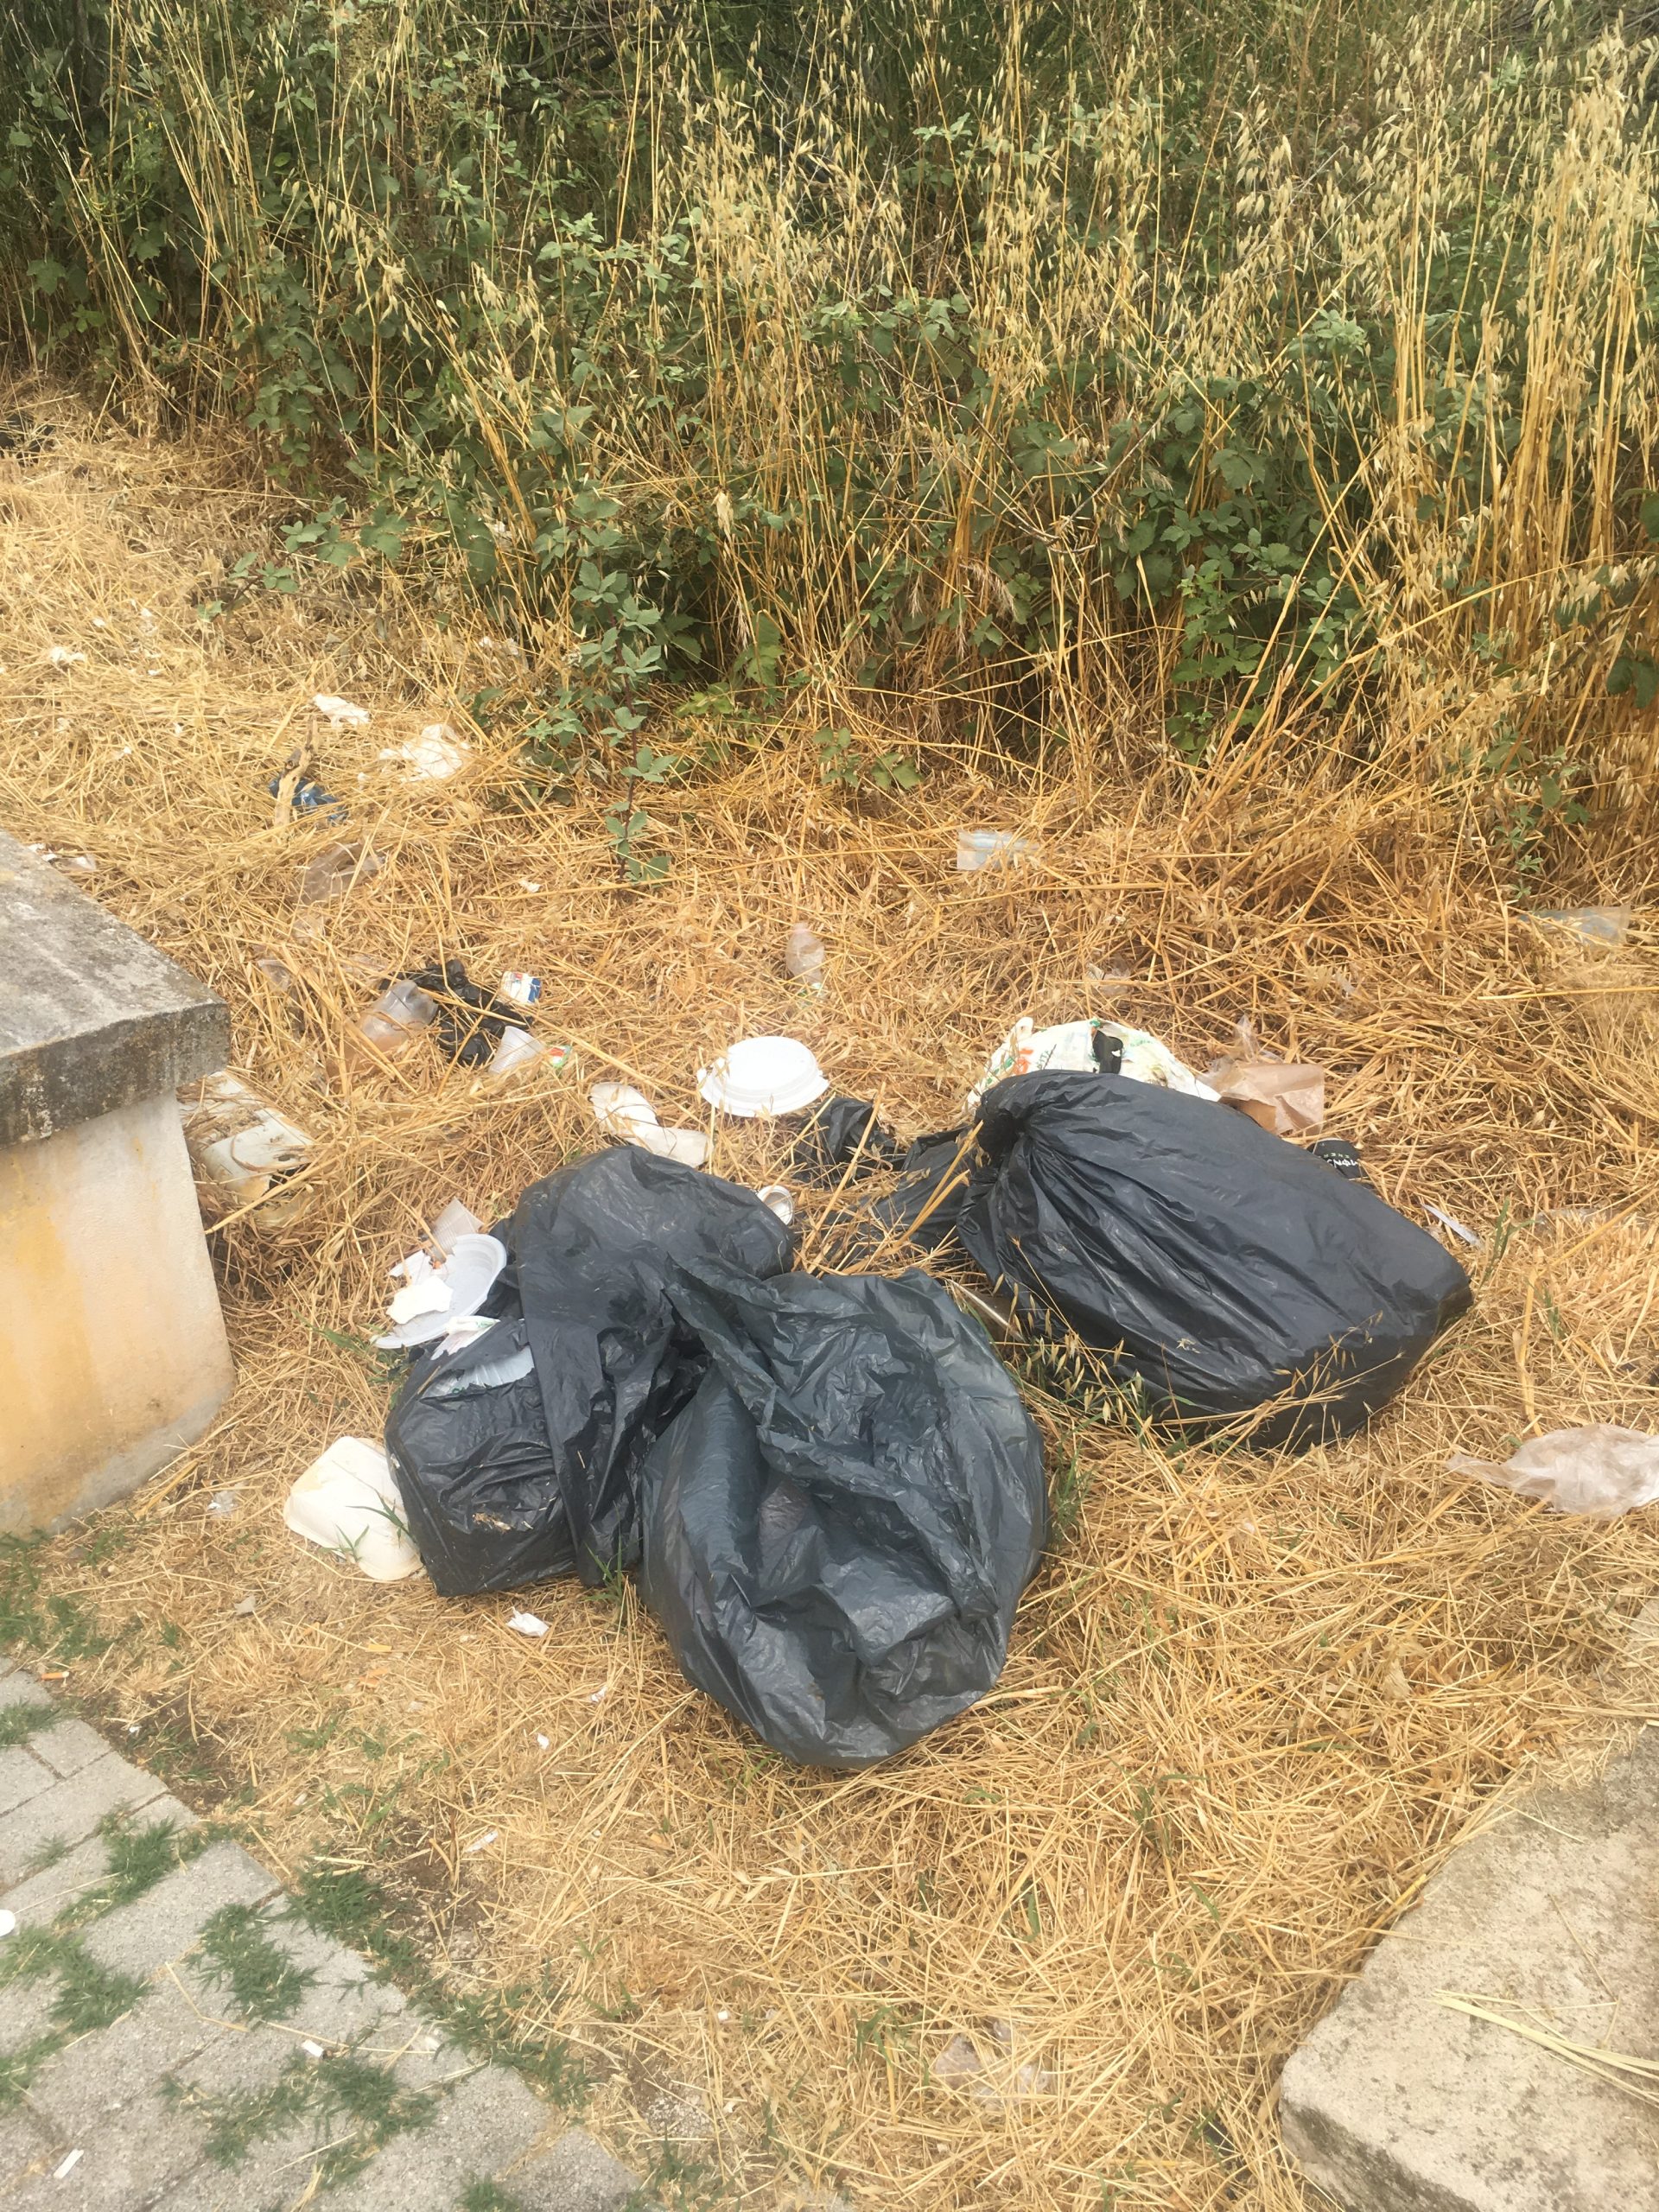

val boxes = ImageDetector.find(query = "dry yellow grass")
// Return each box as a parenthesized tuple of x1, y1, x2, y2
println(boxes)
(3, 394, 1658, 2210)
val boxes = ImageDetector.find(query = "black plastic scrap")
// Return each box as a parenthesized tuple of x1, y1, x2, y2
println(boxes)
(403, 958, 519, 1065)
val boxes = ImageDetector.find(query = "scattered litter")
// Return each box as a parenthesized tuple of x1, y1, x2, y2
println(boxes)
(500, 969, 542, 1007)
(518, 878, 541, 893)
(28, 845, 99, 876)
(302, 2039, 326, 2059)
(789, 1096, 906, 1182)
(1311, 1137, 1370, 1185)
(429, 1198, 484, 1255)
(403, 959, 516, 1065)
(932, 2024, 1054, 2103)
(536, 1733, 550, 1750)
(381, 724, 467, 780)
(1085, 962, 1134, 988)
(644, 1264, 1045, 1767)
(269, 758, 348, 823)
(956, 828, 1036, 872)
(698, 1034, 829, 1117)
(489, 1025, 560, 1076)
(376, 1234, 508, 1350)
(0, 1909, 17, 1939)
(1424, 1202, 1479, 1247)
(45, 645, 86, 667)
(346, 978, 439, 1068)
(230, 1593, 257, 1618)
(1448, 1425, 1659, 1518)
(968, 1016, 1217, 1111)
(590, 1082, 710, 1167)
(283, 1436, 424, 1582)
(507, 1610, 549, 1637)
(1531, 904, 1631, 947)
(297, 841, 383, 905)
(1206, 1020, 1325, 1137)
(755, 1184, 795, 1225)
(386, 1151, 791, 1591)
(53, 2149, 82, 2181)
(312, 692, 371, 728)
(951, 1072, 1472, 1446)
(785, 922, 827, 992)
(463, 1830, 499, 1854)
(181, 1074, 313, 1226)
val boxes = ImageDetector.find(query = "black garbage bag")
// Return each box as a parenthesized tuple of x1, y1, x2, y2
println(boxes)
(510, 1148, 793, 1582)
(403, 958, 518, 1065)
(641, 1262, 1046, 1769)
(958, 1071, 1471, 1446)
(385, 1317, 576, 1596)
(787, 1096, 906, 1183)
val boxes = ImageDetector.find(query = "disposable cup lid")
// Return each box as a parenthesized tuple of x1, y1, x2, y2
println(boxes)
(698, 1034, 829, 1117)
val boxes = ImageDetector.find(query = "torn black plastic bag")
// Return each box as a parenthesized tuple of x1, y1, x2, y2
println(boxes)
(641, 1263, 1046, 1769)
(959, 1071, 1471, 1446)
(385, 1317, 577, 1596)
(787, 1096, 906, 1183)
(511, 1148, 793, 1583)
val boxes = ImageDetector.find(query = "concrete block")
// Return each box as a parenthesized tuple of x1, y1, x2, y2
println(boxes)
(6, 2083, 208, 2212)
(323, 2060, 549, 2212)
(79, 1838, 280, 1979)
(0, 1969, 61, 2056)
(0, 1745, 57, 1818)
(0, 829, 227, 1150)
(0, 1791, 196, 1926)
(30, 1714, 112, 1779)
(507, 2125, 643, 2212)
(0, 1752, 168, 1884)
(0, 1670, 51, 1712)
(0, 2107, 62, 2191)
(1281, 1728, 1659, 2211)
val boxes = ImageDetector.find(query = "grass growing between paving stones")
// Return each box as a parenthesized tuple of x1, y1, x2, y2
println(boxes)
(167, 2045, 435, 2182)
(195, 1899, 316, 2022)
(0, 1925, 147, 2109)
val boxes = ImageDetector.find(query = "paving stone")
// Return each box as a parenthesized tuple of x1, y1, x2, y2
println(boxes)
(1281, 1726, 1659, 2211)
(245, 1907, 408, 2047)
(0, 1748, 57, 1820)
(78, 1840, 281, 1980)
(0, 2106, 62, 2192)
(0, 1969, 61, 2058)
(4, 2082, 207, 2211)
(24, 1975, 215, 2138)
(0, 1670, 51, 1714)
(172, 2018, 308, 2102)
(0, 1795, 196, 1929)
(0, 1755, 168, 1885)
(323, 2060, 549, 2212)
(505, 2125, 642, 2212)
(387, 2022, 480, 2091)
(30, 1716, 112, 1781)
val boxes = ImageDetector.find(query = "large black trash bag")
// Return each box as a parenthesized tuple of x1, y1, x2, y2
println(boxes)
(641, 1262, 1046, 1769)
(510, 1148, 793, 1583)
(385, 1317, 576, 1597)
(958, 1071, 1471, 1446)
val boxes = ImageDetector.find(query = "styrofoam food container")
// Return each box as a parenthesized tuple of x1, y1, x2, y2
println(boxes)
(283, 1437, 423, 1581)
(697, 1035, 828, 1118)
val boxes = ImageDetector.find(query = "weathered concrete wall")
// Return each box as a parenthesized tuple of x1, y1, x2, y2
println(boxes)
(0, 1092, 234, 1531)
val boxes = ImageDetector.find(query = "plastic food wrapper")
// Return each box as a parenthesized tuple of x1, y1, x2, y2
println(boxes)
(1447, 1425, 1659, 1518)
(967, 1016, 1217, 1112)
(957, 1071, 1472, 1447)
(387, 1149, 794, 1594)
(590, 1081, 709, 1167)
(641, 1262, 1046, 1769)
(284, 1437, 423, 1581)
(1531, 906, 1631, 948)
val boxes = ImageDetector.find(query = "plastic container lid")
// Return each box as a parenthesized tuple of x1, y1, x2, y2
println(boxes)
(377, 1233, 507, 1348)
(283, 1437, 423, 1582)
(698, 1035, 829, 1118)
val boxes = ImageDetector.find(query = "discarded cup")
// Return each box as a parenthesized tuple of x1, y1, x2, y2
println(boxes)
(755, 1184, 795, 1225)
(590, 1081, 710, 1167)
(298, 842, 383, 905)
(283, 1437, 423, 1581)
(698, 1035, 829, 1118)
(488, 1025, 550, 1075)
(957, 829, 1036, 873)
(785, 924, 827, 993)
(346, 978, 438, 1068)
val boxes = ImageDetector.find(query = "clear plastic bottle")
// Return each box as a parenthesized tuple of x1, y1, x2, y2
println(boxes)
(346, 979, 437, 1066)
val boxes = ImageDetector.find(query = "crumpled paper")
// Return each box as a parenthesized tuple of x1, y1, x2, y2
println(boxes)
(1206, 1019, 1325, 1137)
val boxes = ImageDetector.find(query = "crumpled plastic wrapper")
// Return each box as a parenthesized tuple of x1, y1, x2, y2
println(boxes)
(1447, 1424, 1659, 1518)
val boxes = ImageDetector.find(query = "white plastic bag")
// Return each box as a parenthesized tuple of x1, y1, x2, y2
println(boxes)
(968, 1016, 1217, 1112)
(1447, 1425, 1659, 1518)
